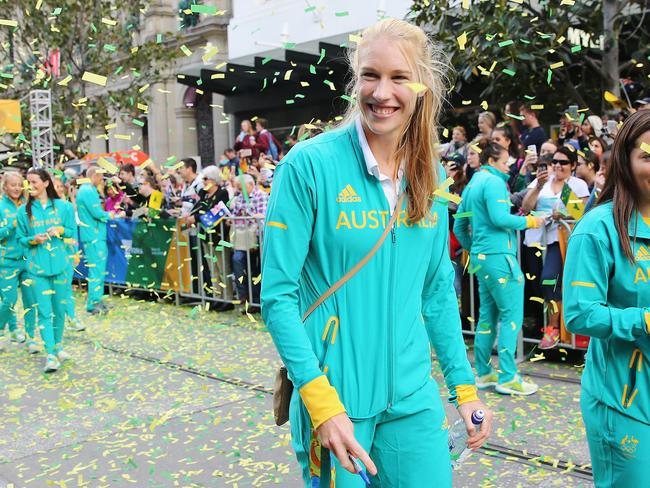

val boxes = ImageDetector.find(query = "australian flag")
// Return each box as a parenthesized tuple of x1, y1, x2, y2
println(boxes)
(199, 201, 231, 228)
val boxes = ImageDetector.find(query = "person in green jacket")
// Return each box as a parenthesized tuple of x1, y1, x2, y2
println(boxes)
(261, 19, 492, 487)
(0, 171, 36, 352)
(564, 110, 650, 487)
(53, 175, 85, 332)
(16, 167, 77, 372)
(454, 141, 545, 396)
(76, 167, 111, 315)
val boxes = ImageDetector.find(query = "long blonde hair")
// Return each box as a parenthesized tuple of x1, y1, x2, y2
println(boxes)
(340, 18, 450, 223)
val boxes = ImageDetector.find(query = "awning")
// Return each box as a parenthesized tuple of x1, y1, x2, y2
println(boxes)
(176, 42, 350, 115)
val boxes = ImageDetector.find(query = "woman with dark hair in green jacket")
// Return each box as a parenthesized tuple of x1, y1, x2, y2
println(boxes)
(564, 110, 650, 487)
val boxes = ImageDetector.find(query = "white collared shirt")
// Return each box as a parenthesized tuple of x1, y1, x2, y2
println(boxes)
(355, 118, 404, 211)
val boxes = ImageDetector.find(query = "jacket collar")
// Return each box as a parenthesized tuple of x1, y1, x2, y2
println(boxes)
(481, 165, 510, 183)
(629, 211, 650, 239)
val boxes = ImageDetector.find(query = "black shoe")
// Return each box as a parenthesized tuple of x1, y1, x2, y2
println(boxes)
(246, 305, 261, 314)
(215, 302, 235, 312)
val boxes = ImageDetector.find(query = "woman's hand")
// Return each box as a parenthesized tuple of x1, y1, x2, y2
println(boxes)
(46, 227, 61, 238)
(536, 169, 549, 189)
(316, 412, 377, 476)
(457, 400, 493, 450)
(33, 233, 48, 244)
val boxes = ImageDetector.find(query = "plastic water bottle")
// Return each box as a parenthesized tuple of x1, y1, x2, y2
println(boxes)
(448, 410, 485, 469)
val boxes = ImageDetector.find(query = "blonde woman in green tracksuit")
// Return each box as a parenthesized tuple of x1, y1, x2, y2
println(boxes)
(564, 110, 650, 487)
(0, 171, 36, 352)
(16, 167, 77, 373)
(454, 141, 545, 396)
(261, 19, 492, 487)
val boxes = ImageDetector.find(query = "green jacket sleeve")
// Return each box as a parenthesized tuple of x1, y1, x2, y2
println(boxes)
(564, 233, 650, 341)
(452, 197, 471, 251)
(423, 196, 477, 404)
(62, 202, 77, 240)
(80, 187, 109, 223)
(483, 178, 529, 231)
(16, 208, 38, 247)
(0, 216, 13, 240)
(261, 159, 345, 427)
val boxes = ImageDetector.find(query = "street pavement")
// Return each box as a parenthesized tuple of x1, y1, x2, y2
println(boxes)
(0, 292, 593, 487)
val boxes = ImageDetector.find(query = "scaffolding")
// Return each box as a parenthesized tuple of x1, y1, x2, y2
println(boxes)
(29, 89, 54, 168)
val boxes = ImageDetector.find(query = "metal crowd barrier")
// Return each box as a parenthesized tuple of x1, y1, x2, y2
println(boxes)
(460, 218, 586, 360)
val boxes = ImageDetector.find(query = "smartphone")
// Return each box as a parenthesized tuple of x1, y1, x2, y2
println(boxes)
(538, 163, 548, 173)
(568, 104, 579, 120)
(239, 149, 252, 158)
(607, 120, 617, 133)
(526, 144, 537, 155)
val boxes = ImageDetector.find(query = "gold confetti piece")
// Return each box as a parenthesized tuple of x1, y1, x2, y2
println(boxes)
(433, 189, 461, 204)
(202, 46, 219, 63)
(0, 19, 18, 27)
(550, 61, 564, 70)
(641, 142, 650, 154)
(531, 104, 544, 110)
(283, 69, 293, 81)
(82, 71, 107, 86)
(97, 157, 118, 174)
(77, 178, 91, 185)
(457, 32, 468, 50)
(101, 17, 117, 26)
(470, 144, 482, 153)
(8, 388, 26, 400)
(211, 73, 224, 79)
(57, 75, 72, 86)
(529, 296, 544, 303)
(480, 100, 488, 110)
(530, 353, 546, 362)
(349, 34, 361, 43)
(405, 83, 427, 94)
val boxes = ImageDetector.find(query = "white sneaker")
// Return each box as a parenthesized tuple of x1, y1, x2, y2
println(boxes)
(495, 375, 539, 396)
(44, 354, 61, 373)
(56, 349, 70, 362)
(476, 372, 499, 389)
(27, 340, 40, 354)
(11, 331, 26, 343)
(70, 318, 86, 332)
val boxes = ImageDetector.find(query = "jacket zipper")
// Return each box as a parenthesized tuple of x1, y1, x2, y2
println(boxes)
(387, 202, 398, 408)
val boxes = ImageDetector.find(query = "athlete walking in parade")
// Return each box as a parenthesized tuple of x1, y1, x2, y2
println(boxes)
(16, 167, 77, 372)
(262, 19, 492, 487)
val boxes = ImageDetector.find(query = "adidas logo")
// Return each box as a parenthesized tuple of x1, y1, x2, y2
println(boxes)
(636, 245, 650, 261)
(336, 184, 361, 203)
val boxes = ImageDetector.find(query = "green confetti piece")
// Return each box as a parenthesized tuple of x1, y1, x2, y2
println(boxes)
(317, 48, 326, 64)
(305, 6, 316, 12)
(261, 78, 267, 91)
(468, 264, 482, 275)
(505, 112, 524, 120)
(217, 240, 233, 248)
(103, 44, 116, 52)
(502, 69, 516, 76)
(180, 45, 192, 56)
(498, 40, 514, 47)
(156, 33, 163, 43)
(453, 211, 474, 219)
(261, 56, 272, 65)
(542, 279, 557, 285)
(285, 100, 295, 104)
(309, 64, 316, 75)
(571, 45, 582, 53)
(335, 11, 349, 16)
(132, 119, 145, 127)
(547, 68, 552, 84)
(341, 94, 355, 103)
(191, 4, 217, 14)
(53, 7, 62, 15)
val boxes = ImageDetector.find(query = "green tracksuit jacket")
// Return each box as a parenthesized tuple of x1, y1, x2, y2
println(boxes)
(76, 183, 108, 243)
(0, 195, 26, 261)
(261, 124, 477, 428)
(16, 198, 77, 277)
(453, 166, 537, 256)
(564, 201, 650, 423)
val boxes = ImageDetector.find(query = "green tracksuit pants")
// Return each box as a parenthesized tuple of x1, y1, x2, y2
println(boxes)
(473, 253, 524, 384)
(290, 381, 452, 487)
(32, 273, 69, 355)
(66, 266, 76, 320)
(0, 259, 36, 338)
(582, 390, 650, 487)
(83, 240, 107, 311)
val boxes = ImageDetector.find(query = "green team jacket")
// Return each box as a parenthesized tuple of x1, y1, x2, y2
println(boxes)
(16, 198, 77, 277)
(76, 183, 108, 243)
(564, 201, 650, 424)
(0, 195, 26, 262)
(453, 166, 537, 256)
(261, 124, 477, 428)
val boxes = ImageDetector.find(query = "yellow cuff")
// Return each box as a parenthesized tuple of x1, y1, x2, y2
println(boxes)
(525, 216, 540, 229)
(298, 375, 346, 429)
(456, 384, 479, 405)
(645, 312, 650, 334)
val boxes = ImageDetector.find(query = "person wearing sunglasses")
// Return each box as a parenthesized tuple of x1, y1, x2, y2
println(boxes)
(521, 146, 589, 348)
(563, 109, 650, 487)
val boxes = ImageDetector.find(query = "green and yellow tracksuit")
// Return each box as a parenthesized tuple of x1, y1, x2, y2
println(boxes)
(261, 124, 477, 487)
(453, 166, 541, 384)
(0, 195, 36, 337)
(76, 183, 108, 311)
(16, 198, 77, 355)
(564, 201, 650, 487)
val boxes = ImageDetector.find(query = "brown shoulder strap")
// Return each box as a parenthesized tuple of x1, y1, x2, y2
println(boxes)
(302, 193, 406, 322)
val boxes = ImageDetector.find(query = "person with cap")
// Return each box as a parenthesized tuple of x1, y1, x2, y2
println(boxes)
(633, 96, 650, 112)
(185, 165, 233, 311)
(454, 141, 545, 395)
